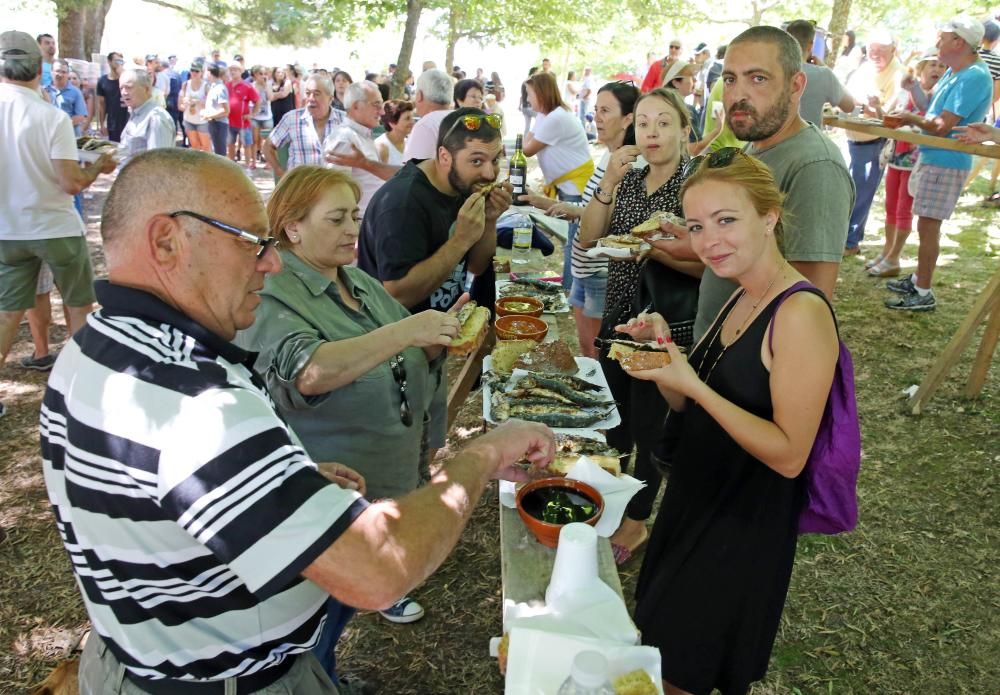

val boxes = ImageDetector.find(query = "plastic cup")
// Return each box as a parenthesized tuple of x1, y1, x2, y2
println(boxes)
(545, 522, 599, 605)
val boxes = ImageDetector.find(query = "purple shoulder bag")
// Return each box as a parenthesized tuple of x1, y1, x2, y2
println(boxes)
(769, 281, 861, 535)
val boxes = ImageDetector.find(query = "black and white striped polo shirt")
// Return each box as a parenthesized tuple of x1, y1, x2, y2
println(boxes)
(40, 280, 367, 681)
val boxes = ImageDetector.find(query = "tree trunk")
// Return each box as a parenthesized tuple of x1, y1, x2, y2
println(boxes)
(826, 0, 852, 68)
(56, 0, 114, 59)
(390, 0, 423, 99)
(444, 5, 459, 75)
(84, 0, 114, 57)
(57, 2, 86, 59)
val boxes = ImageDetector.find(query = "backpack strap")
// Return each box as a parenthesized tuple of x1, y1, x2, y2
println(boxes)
(767, 280, 840, 355)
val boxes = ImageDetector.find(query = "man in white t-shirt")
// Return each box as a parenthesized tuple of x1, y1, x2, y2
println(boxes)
(324, 80, 399, 215)
(402, 69, 453, 161)
(0, 30, 116, 412)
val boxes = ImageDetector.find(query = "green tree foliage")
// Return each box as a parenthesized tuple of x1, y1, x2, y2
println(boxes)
(140, 0, 399, 47)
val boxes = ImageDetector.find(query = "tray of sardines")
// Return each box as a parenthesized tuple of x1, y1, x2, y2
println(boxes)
(483, 355, 620, 430)
(496, 277, 570, 313)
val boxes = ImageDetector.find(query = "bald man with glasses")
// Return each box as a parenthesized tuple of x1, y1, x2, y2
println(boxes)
(41, 148, 553, 694)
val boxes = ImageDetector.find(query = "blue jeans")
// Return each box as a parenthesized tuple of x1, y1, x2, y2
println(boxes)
(311, 598, 357, 684)
(558, 192, 584, 289)
(846, 138, 887, 249)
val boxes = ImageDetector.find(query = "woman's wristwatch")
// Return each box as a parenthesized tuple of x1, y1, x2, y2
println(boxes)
(593, 185, 613, 205)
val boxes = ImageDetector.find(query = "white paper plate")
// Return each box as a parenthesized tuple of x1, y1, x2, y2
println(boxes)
(584, 246, 635, 259)
(504, 626, 664, 695)
(483, 356, 621, 431)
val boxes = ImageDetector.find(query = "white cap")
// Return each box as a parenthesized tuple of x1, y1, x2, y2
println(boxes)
(939, 14, 985, 48)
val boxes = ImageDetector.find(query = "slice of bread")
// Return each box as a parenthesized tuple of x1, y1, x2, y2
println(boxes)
(449, 304, 491, 357)
(613, 669, 658, 695)
(491, 339, 537, 374)
(608, 342, 670, 370)
(546, 454, 622, 477)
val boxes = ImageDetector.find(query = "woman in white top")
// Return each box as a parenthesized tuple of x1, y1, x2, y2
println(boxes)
(563, 70, 580, 115)
(202, 63, 230, 157)
(374, 99, 414, 165)
(521, 71, 593, 289)
(180, 63, 211, 152)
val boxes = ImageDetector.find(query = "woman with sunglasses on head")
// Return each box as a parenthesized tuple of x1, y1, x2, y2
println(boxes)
(519, 71, 594, 288)
(577, 87, 703, 565)
(237, 167, 463, 683)
(617, 151, 839, 695)
(180, 63, 211, 152)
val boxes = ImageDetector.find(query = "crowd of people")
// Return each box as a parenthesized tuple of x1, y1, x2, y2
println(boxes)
(1, 9, 998, 694)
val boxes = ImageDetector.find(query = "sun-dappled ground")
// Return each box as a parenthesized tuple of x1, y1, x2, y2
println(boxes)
(1, 154, 997, 694)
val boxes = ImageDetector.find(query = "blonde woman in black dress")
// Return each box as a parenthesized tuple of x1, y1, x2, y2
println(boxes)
(617, 151, 840, 695)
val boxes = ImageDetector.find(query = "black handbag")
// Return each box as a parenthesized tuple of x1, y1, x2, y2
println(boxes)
(598, 257, 700, 349)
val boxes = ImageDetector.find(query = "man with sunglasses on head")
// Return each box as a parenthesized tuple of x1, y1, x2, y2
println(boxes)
(653, 25, 854, 342)
(96, 51, 131, 142)
(40, 147, 554, 694)
(358, 106, 509, 491)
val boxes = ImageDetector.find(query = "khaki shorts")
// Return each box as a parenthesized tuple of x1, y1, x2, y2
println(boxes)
(79, 631, 339, 695)
(0, 236, 96, 311)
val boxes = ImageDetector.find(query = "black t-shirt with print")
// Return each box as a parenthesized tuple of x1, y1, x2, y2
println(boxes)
(357, 160, 466, 313)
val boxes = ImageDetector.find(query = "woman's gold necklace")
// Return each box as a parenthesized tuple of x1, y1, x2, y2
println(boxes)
(697, 266, 785, 383)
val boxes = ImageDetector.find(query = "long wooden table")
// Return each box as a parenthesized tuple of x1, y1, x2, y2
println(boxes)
(822, 115, 1000, 159)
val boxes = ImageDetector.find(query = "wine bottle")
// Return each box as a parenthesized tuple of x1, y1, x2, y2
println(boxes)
(509, 134, 528, 205)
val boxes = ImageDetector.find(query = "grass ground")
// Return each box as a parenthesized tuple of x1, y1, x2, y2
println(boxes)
(0, 160, 997, 694)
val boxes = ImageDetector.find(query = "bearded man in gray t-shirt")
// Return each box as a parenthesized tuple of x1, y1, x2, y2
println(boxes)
(652, 25, 855, 341)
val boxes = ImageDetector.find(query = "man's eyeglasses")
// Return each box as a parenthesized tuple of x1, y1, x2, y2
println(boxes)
(441, 113, 503, 142)
(669, 45, 682, 50)
(168, 210, 279, 258)
(681, 146, 741, 178)
(390, 355, 414, 427)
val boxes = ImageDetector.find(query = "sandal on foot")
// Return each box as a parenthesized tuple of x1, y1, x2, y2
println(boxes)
(864, 253, 885, 270)
(611, 528, 649, 566)
(867, 259, 901, 277)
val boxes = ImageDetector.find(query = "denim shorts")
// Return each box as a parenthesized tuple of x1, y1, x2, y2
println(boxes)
(228, 125, 253, 145)
(569, 274, 608, 319)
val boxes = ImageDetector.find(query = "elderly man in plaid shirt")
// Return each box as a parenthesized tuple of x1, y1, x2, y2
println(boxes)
(263, 72, 344, 178)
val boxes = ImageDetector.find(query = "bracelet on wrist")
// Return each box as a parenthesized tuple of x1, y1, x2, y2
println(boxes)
(593, 185, 613, 205)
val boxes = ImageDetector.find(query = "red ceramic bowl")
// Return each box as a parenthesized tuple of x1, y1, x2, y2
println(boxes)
(495, 314, 548, 342)
(515, 477, 604, 549)
(496, 295, 545, 318)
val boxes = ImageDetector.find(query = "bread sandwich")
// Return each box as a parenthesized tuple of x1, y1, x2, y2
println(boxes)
(448, 302, 491, 357)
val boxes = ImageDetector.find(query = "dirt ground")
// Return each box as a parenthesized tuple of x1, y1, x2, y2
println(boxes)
(1, 156, 998, 694)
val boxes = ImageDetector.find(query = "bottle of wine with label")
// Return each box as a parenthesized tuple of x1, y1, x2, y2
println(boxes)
(509, 134, 528, 206)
